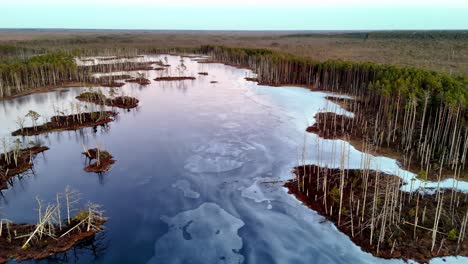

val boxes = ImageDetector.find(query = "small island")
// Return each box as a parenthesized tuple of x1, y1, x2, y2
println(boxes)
(94, 75, 131, 87)
(76, 92, 139, 109)
(154, 76, 196, 81)
(125, 77, 151, 85)
(11, 111, 117, 136)
(82, 148, 115, 173)
(0, 188, 107, 263)
(0, 145, 49, 190)
(154, 61, 170, 67)
(100, 81, 125, 88)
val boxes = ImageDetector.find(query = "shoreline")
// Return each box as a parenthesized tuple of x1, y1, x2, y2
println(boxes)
(284, 165, 468, 263)
(310, 98, 468, 182)
(0, 82, 96, 101)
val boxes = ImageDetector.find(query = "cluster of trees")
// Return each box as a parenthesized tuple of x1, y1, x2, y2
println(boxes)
(0, 50, 162, 98)
(0, 187, 105, 252)
(0, 51, 80, 97)
(201, 45, 468, 178)
(291, 152, 468, 260)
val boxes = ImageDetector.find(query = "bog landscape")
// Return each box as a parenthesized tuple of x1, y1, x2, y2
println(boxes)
(0, 4, 467, 264)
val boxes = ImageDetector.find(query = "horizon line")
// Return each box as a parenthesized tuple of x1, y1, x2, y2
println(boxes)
(1, 28, 467, 32)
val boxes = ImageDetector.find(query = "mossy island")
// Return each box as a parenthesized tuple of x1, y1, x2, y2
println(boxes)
(82, 148, 116, 173)
(76, 92, 139, 109)
(0, 145, 49, 190)
(11, 111, 117, 137)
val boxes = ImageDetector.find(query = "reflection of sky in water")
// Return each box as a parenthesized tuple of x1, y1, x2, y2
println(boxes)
(0, 55, 466, 263)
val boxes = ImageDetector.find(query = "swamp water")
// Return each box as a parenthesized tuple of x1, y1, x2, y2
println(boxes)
(0, 55, 466, 263)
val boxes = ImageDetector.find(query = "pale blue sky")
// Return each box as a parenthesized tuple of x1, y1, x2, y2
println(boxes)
(2, 1, 467, 30)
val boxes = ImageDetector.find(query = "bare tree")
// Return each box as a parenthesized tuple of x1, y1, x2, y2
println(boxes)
(64, 186, 79, 225)
(16, 116, 26, 133)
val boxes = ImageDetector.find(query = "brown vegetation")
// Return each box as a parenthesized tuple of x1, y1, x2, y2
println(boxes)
(125, 77, 151, 85)
(0, 146, 49, 190)
(82, 148, 115, 173)
(285, 165, 468, 263)
(0, 82, 94, 101)
(80, 62, 155, 73)
(244, 77, 259, 82)
(154, 76, 196, 81)
(0, 219, 105, 263)
(306, 111, 404, 166)
(76, 92, 139, 109)
(154, 61, 170, 67)
(97, 55, 144, 61)
(11, 111, 117, 136)
(100, 82, 125, 88)
(0, 189, 106, 263)
(197, 59, 253, 70)
(316, 96, 468, 181)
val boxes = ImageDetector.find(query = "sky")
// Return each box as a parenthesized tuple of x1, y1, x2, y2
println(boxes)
(1, 0, 467, 30)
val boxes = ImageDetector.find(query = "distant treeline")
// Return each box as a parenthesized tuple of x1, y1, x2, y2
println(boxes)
(0, 44, 44, 62)
(282, 30, 468, 40)
(200, 45, 468, 176)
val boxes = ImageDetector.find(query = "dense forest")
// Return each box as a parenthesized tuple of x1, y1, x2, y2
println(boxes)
(0, 51, 80, 97)
(200, 45, 468, 180)
(0, 50, 154, 98)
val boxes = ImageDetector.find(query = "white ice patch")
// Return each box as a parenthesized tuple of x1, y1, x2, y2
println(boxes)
(301, 136, 468, 193)
(203, 142, 245, 157)
(239, 178, 277, 209)
(172, 180, 200, 199)
(184, 155, 244, 173)
(184, 141, 252, 173)
(221, 122, 241, 129)
(148, 203, 245, 264)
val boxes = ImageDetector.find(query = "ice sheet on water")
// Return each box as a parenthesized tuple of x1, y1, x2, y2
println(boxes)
(302, 136, 468, 193)
(203, 142, 245, 157)
(221, 122, 241, 129)
(239, 178, 278, 209)
(147, 203, 244, 264)
(172, 180, 200, 199)
(184, 141, 253, 173)
(184, 155, 244, 173)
